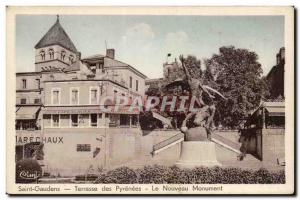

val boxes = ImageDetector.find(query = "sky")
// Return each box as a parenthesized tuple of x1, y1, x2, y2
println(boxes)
(16, 15, 284, 78)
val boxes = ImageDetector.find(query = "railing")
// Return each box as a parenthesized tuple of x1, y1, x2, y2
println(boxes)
(152, 133, 184, 153)
(211, 133, 241, 153)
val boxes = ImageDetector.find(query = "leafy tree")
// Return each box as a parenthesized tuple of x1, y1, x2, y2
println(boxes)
(204, 46, 268, 128)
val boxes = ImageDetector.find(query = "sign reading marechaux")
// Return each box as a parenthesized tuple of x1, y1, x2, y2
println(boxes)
(6, 6, 294, 195)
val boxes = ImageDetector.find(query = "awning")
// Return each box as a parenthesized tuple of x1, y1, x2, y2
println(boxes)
(16, 106, 41, 120)
(265, 107, 285, 116)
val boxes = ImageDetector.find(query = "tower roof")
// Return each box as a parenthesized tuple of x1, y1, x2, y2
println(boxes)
(34, 16, 78, 53)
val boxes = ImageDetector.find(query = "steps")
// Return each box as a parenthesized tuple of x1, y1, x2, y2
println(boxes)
(211, 133, 241, 154)
(151, 131, 242, 156)
(151, 133, 184, 155)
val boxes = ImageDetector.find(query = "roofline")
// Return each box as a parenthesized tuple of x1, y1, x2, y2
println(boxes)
(145, 77, 164, 81)
(104, 57, 148, 79)
(35, 43, 78, 54)
(16, 72, 41, 76)
(127, 65, 148, 79)
(81, 55, 105, 61)
(81, 55, 148, 79)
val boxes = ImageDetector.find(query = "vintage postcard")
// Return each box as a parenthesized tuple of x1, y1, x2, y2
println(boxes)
(6, 6, 294, 195)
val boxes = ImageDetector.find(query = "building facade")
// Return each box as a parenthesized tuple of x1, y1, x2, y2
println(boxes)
(15, 17, 147, 176)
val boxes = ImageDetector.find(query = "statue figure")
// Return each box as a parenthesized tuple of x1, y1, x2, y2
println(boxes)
(178, 55, 226, 141)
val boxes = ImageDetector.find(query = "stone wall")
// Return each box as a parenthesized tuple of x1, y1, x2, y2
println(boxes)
(39, 129, 181, 176)
(261, 129, 285, 164)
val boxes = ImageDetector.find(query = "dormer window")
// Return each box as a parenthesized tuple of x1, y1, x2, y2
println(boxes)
(69, 55, 74, 63)
(48, 49, 54, 59)
(40, 50, 45, 60)
(61, 50, 66, 61)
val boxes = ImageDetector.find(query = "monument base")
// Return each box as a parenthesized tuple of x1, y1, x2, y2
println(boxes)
(175, 141, 221, 168)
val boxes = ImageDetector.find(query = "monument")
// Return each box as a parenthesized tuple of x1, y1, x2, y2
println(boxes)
(173, 55, 227, 168)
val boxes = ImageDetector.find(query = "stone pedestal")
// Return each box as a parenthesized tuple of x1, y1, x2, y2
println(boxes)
(175, 141, 221, 168)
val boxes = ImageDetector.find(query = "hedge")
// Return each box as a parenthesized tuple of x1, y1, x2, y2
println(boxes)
(94, 165, 285, 184)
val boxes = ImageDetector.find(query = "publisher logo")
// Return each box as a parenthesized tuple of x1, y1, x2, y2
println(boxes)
(19, 170, 41, 180)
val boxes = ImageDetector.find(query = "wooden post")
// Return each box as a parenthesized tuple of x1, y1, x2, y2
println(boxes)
(262, 108, 266, 129)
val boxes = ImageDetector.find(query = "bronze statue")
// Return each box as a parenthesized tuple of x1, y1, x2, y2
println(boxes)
(178, 55, 226, 141)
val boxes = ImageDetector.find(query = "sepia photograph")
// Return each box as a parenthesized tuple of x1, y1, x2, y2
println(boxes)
(6, 6, 294, 195)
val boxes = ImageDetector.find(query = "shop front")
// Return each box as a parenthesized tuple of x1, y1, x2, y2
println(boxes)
(15, 106, 41, 130)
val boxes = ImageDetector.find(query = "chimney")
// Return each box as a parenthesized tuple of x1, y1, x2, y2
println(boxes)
(76, 51, 81, 60)
(280, 47, 285, 60)
(106, 49, 115, 59)
(276, 53, 280, 65)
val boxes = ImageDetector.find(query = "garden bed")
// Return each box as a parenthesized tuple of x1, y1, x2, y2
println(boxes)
(93, 165, 285, 184)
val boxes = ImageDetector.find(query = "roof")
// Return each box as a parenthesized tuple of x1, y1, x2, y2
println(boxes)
(81, 54, 105, 61)
(263, 101, 285, 116)
(81, 54, 147, 79)
(265, 107, 285, 116)
(263, 101, 285, 108)
(35, 18, 78, 53)
(63, 60, 81, 72)
(103, 57, 129, 68)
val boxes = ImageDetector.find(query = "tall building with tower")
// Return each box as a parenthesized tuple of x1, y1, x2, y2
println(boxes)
(15, 16, 147, 176)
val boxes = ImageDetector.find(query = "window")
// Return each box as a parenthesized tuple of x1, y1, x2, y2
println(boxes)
(129, 76, 132, 88)
(20, 98, 26, 104)
(69, 55, 74, 63)
(52, 89, 60, 105)
(136, 80, 139, 91)
(76, 144, 91, 152)
(113, 90, 118, 100)
(52, 115, 59, 127)
(100, 63, 105, 73)
(22, 79, 27, 89)
(71, 88, 79, 104)
(71, 114, 78, 127)
(43, 114, 51, 127)
(61, 50, 66, 61)
(34, 98, 41, 104)
(90, 88, 98, 104)
(36, 79, 40, 89)
(60, 114, 70, 127)
(40, 50, 45, 60)
(90, 114, 97, 127)
(48, 49, 54, 59)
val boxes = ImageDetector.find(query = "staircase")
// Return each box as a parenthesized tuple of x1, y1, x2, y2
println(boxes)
(151, 131, 242, 156)
(211, 133, 241, 154)
(151, 133, 184, 156)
